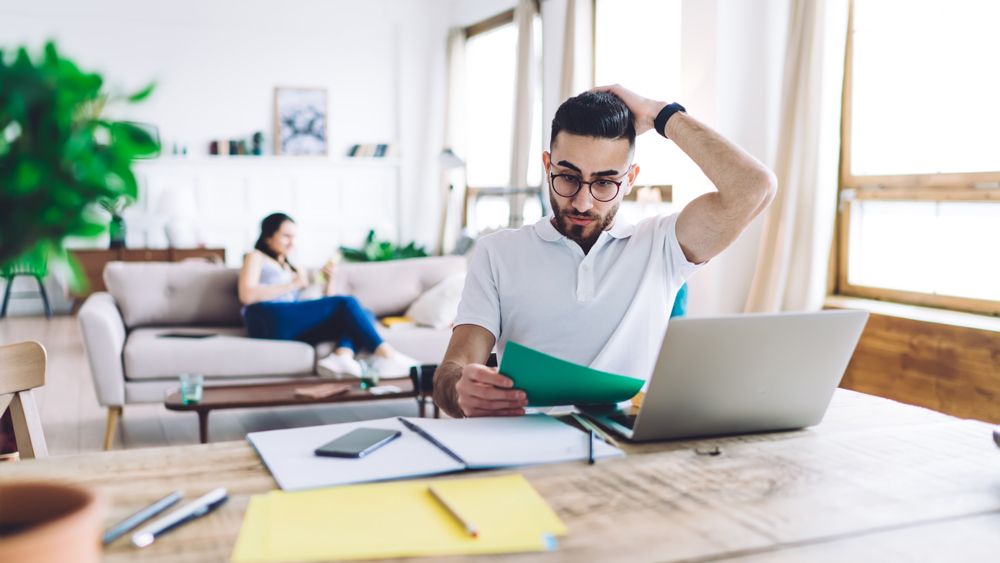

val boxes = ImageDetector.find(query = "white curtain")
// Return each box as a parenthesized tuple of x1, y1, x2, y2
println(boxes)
(744, 0, 850, 313)
(510, 0, 538, 190)
(509, 0, 540, 226)
(438, 28, 467, 254)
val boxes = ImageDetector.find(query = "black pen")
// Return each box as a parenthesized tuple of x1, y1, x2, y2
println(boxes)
(131, 488, 228, 548)
(102, 490, 182, 545)
(587, 428, 595, 465)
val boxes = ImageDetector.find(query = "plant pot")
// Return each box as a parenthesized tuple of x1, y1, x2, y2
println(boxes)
(0, 482, 104, 563)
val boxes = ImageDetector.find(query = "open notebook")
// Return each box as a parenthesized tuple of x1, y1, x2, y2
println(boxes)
(247, 414, 623, 491)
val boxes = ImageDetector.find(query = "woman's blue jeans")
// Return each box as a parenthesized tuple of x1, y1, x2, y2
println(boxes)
(243, 295, 382, 352)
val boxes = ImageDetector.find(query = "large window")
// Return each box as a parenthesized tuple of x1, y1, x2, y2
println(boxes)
(463, 10, 543, 233)
(837, 0, 1000, 315)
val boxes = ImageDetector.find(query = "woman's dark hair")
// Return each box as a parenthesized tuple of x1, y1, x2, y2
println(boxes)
(550, 91, 636, 150)
(254, 212, 296, 271)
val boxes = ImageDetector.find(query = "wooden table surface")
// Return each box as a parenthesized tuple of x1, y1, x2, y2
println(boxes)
(2, 390, 999, 562)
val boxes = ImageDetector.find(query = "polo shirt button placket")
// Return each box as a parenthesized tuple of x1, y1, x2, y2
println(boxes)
(578, 262, 594, 302)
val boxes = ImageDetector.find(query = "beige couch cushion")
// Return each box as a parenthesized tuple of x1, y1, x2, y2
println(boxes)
(105, 262, 243, 328)
(334, 256, 467, 317)
(124, 327, 315, 380)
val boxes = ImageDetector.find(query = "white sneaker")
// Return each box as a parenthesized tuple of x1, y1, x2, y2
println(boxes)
(369, 352, 420, 379)
(317, 354, 363, 378)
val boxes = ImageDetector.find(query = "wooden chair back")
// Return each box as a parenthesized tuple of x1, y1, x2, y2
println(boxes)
(0, 341, 48, 458)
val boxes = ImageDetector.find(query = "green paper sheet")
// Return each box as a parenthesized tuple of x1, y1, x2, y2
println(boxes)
(499, 341, 644, 407)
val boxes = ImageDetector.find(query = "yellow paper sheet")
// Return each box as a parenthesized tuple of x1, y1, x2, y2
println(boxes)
(231, 495, 270, 562)
(231, 474, 565, 562)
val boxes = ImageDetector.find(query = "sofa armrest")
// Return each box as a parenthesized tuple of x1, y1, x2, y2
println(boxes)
(78, 292, 127, 407)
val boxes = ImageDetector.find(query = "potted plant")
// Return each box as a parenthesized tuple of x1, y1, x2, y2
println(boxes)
(339, 229, 429, 262)
(0, 41, 158, 282)
(97, 195, 134, 249)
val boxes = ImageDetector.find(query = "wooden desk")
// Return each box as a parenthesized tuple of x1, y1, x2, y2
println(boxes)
(2, 390, 998, 562)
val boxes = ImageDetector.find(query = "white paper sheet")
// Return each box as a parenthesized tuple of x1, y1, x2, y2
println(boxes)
(247, 418, 464, 491)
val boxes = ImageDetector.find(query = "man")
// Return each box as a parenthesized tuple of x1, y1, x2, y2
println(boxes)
(434, 85, 776, 418)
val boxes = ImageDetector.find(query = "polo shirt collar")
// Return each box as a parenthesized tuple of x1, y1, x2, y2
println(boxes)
(533, 216, 564, 242)
(534, 214, 636, 242)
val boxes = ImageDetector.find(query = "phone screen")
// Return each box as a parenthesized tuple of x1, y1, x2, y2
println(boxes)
(314, 428, 401, 458)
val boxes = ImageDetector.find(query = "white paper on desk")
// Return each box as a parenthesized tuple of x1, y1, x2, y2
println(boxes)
(405, 414, 625, 468)
(246, 418, 464, 491)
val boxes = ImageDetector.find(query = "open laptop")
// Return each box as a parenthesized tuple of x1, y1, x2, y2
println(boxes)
(582, 310, 869, 442)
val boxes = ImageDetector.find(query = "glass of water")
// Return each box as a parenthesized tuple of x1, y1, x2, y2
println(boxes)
(358, 359, 379, 391)
(179, 373, 204, 404)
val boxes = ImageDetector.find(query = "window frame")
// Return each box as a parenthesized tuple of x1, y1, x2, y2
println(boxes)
(834, 0, 1000, 316)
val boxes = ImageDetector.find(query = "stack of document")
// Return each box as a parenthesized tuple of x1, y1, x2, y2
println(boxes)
(247, 414, 623, 491)
(231, 474, 566, 561)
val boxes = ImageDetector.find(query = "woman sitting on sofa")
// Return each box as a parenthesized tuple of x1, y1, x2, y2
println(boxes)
(239, 212, 417, 378)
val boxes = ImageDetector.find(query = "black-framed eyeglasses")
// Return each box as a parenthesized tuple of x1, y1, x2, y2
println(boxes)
(548, 166, 632, 203)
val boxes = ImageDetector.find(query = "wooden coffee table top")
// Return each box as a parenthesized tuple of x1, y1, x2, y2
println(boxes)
(163, 378, 418, 412)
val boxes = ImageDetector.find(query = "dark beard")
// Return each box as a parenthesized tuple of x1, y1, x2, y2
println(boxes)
(549, 192, 618, 252)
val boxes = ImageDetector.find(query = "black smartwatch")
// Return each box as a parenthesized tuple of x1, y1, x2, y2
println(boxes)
(653, 102, 686, 138)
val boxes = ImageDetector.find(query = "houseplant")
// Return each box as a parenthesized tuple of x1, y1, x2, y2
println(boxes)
(0, 41, 158, 282)
(340, 229, 429, 262)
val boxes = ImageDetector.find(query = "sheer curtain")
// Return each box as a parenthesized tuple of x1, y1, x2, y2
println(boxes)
(744, 0, 850, 313)
(510, 0, 539, 191)
(438, 28, 467, 254)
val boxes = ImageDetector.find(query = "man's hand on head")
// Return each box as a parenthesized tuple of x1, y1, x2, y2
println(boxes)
(592, 84, 667, 136)
(455, 364, 527, 417)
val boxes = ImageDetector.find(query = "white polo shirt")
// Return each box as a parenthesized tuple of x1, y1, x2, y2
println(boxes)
(454, 212, 702, 381)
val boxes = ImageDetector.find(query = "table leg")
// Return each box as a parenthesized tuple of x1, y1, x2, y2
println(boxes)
(197, 411, 210, 444)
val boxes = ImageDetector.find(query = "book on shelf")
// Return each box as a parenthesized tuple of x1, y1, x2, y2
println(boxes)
(346, 143, 395, 158)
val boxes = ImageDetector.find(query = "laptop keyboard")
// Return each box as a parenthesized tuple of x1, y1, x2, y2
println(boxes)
(607, 412, 638, 429)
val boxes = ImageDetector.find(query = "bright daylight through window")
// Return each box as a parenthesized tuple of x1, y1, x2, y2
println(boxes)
(841, 0, 1000, 313)
(595, 0, 681, 223)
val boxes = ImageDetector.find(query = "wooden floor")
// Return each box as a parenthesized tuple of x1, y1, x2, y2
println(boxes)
(0, 315, 418, 456)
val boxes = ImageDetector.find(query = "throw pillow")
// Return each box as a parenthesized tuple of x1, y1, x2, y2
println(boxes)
(404, 272, 467, 329)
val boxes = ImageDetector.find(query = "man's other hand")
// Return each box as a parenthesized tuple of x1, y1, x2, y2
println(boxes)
(455, 364, 527, 417)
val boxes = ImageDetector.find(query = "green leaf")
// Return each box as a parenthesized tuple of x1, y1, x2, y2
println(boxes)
(127, 82, 155, 103)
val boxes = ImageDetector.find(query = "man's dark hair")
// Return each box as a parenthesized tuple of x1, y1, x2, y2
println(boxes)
(550, 91, 635, 149)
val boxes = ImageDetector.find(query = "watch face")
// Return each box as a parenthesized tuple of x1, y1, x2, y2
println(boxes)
(275, 88, 327, 156)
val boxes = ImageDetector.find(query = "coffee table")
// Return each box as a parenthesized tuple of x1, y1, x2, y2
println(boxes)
(164, 378, 422, 443)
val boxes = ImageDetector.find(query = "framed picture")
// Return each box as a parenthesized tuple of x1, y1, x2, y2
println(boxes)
(273, 87, 328, 156)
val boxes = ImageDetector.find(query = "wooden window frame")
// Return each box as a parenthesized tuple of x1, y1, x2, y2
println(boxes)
(834, 0, 1000, 316)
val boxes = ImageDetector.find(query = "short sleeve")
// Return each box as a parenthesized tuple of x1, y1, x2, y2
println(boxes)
(453, 241, 501, 339)
(660, 213, 705, 283)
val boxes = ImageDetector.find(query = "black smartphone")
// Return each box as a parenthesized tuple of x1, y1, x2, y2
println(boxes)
(314, 428, 402, 458)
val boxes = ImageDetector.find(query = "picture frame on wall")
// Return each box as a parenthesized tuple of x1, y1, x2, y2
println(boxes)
(274, 87, 328, 156)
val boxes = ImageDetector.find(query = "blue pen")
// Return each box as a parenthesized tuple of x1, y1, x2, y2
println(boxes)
(131, 488, 228, 548)
(103, 491, 183, 545)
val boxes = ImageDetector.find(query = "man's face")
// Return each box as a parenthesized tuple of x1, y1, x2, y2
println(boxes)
(543, 133, 639, 249)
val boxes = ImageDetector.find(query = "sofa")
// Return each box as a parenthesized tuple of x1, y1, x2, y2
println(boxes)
(78, 255, 466, 448)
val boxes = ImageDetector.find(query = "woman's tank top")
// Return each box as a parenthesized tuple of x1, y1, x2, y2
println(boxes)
(258, 257, 300, 303)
